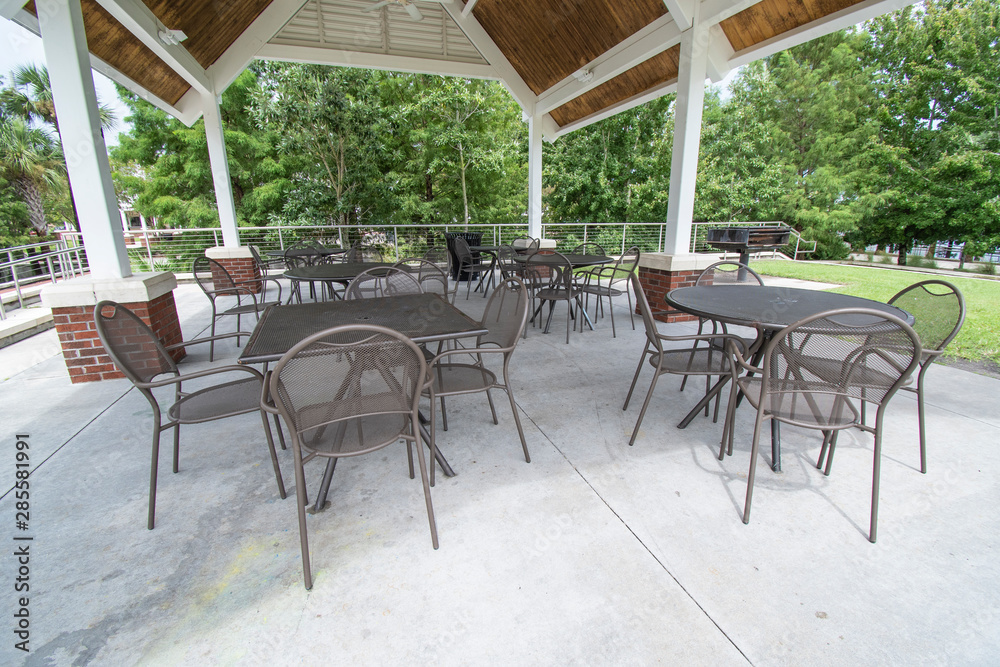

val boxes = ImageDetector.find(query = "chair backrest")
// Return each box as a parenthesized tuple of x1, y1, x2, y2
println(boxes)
(452, 236, 474, 264)
(888, 279, 965, 355)
(423, 247, 450, 272)
(248, 245, 267, 270)
(393, 258, 449, 297)
(479, 277, 530, 350)
(762, 308, 921, 409)
(192, 256, 240, 300)
(269, 325, 427, 456)
(527, 251, 573, 290)
(94, 301, 178, 386)
(346, 244, 384, 263)
(612, 245, 641, 282)
(345, 266, 421, 300)
(497, 244, 521, 278)
(629, 274, 665, 356)
(511, 236, 540, 255)
(696, 260, 764, 286)
(573, 241, 606, 255)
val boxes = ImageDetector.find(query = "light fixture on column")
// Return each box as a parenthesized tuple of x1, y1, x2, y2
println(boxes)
(158, 28, 188, 46)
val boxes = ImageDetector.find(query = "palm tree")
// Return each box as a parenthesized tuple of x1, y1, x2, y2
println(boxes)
(0, 114, 64, 233)
(3, 64, 117, 233)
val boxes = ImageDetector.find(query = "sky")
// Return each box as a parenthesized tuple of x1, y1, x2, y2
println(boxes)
(1, 17, 132, 146)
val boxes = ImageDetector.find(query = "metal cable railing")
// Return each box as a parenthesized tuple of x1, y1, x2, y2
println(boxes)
(0, 240, 88, 320)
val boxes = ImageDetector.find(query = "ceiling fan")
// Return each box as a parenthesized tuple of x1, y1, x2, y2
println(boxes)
(364, 0, 425, 22)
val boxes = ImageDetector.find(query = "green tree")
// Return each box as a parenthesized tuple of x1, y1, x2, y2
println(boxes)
(0, 114, 64, 234)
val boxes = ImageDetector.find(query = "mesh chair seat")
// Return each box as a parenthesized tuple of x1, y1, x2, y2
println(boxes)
(295, 406, 410, 456)
(534, 285, 580, 300)
(430, 363, 499, 395)
(649, 346, 733, 376)
(735, 377, 860, 429)
(168, 376, 263, 423)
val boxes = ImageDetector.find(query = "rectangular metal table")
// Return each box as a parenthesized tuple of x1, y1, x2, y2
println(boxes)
(238, 293, 487, 505)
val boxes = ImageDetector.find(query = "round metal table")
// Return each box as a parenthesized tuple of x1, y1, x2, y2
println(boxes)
(665, 285, 914, 471)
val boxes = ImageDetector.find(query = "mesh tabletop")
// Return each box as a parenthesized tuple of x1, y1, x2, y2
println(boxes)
(512, 253, 612, 267)
(665, 286, 914, 330)
(283, 262, 393, 282)
(239, 293, 486, 364)
(267, 247, 347, 259)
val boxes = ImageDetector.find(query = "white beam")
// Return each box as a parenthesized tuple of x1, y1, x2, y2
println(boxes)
(536, 15, 682, 115)
(0, 0, 26, 20)
(700, 0, 767, 27)
(527, 115, 544, 238)
(440, 1, 537, 114)
(201, 92, 240, 248)
(256, 44, 499, 80)
(705, 24, 735, 83)
(92, 0, 213, 95)
(661, 0, 694, 31)
(551, 80, 678, 139)
(728, 0, 915, 69)
(40, 0, 131, 278)
(664, 23, 711, 255)
(461, 0, 479, 18)
(208, 0, 309, 95)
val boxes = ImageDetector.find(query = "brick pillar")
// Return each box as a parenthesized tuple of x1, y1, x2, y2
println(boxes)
(205, 246, 261, 294)
(41, 273, 182, 383)
(635, 253, 723, 323)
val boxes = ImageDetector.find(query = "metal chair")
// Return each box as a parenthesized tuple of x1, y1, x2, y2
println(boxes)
(393, 258, 451, 300)
(511, 236, 540, 255)
(528, 251, 589, 344)
(837, 280, 964, 474)
(192, 256, 280, 361)
(580, 245, 640, 338)
(679, 260, 765, 397)
(722, 308, 921, 542)
(423, 246, 451, 272)
(344, 266, 421, 300)
(344, 243, 384, 263)
(247, 245, 285, 303)
(262, 324, 437, 590)
(425, 277, 531, 482)
(623, 274, 749, 445)
(453, 237, 491, 299)
(93, 301, 286, 530)
(572, 241, 606, 256)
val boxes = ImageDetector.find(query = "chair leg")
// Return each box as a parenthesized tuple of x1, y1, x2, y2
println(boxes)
(147, 422, 162, 530)
(440, 396, 448, 431)
(260, 410, 286, 499)
(629, 369, 663, 446)
(485, 388, 499, 425)
(172, 424, 181, 473)
(623, 348, 649, 411)
(411, 427, 439, 550)
(916, 372, 928, 474)
(209, 307, 218, 362)
(503, 365, 531, 463)
(869, 416, 885, 543)
(609, 291, 616, 338)
(291, 444, 313, 589)
(273, 413, 287, 450)
(742, 411, 768, 525)
(719, 378, 740, 460)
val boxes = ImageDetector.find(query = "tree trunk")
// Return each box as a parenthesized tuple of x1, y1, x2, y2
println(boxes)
(13, 177, 47, 233)
(459, 142, 469, 229)
(897, 244, 907, 266)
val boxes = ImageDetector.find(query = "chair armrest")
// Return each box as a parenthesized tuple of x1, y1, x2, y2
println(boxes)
(428, 345, 504, 366)
(138, 363, 263, 389)
(163, 331, 255, 352)
(260, 369, 280, 415)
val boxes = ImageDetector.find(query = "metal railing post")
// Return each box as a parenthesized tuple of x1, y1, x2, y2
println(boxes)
(393, 226, 399, 261)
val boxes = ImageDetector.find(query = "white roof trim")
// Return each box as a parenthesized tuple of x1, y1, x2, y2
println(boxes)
(256, 43, 498, 79)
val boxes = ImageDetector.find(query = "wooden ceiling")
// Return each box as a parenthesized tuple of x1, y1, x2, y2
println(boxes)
(721, 0, 867, 51)
(472, 0, 669, 95)
(16, 0, 883, 129)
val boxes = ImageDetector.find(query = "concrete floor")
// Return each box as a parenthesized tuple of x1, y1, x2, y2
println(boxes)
(1, 279, 998, 665)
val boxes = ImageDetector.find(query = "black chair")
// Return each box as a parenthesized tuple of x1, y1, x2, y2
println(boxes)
(94, 301, 286, 530)
(453, 237, 491, 300)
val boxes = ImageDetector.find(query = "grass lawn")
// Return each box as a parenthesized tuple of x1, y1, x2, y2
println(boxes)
(750, 260, 999, 365)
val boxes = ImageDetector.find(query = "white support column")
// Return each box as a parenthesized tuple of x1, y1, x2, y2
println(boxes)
(40, 0, 131, 278)
(202, 92, 241, 247)
(527, 115, 544, 239)
(664, 23, 711, 255)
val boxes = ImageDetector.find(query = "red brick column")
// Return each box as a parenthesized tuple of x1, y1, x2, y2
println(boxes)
(206, 247, 261, 294)
(635, 254, 723, 323)
(53, 293, 185, 383)
(41, 273, 181, 384)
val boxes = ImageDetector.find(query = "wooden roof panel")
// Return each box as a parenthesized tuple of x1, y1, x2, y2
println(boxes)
(549, 45, 680, 127)
(721, 0, 866, 52)
(144, 0, 273, 69)
(25, 1, 192, 106)
(472, 0, 668, 95)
